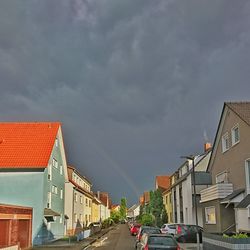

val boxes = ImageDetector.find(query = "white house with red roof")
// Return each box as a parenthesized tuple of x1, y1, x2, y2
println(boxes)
(0, 122, 68, 245)
(65, 165, 94, 235)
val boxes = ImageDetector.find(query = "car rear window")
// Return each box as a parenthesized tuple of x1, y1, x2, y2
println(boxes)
(148, 236, 177, 246)
(168, 225, 176, 229)
(144, 229, 161, 234)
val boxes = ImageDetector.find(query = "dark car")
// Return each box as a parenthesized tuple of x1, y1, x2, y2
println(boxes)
(135, 226, 161, 249)
(130, 224, 141, 236)
(174, 224, 203, 243)
(137, 233, 180, 250)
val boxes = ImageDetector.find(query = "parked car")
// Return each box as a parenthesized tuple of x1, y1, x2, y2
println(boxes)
(174, 224, 203, 243)
(160, 224, 178, 235)
(137, 233, 181, 250)
(135, 226, 161, 249)
(88, 222, 102, 234)
(130, 224, 141, 236)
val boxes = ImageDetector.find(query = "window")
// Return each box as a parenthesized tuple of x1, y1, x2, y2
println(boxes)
(48, 164, 52, 180)
(89, 215, 91, 222)
(52, 158, 58, 168)
(80, 196, 83, 204)
(74, 213, 77, 223)
(52, 185, 58, 194)
(205, 206, 216, 224)
(55, 138, 58, 147)
(60, 214, 63, 223)
(60, 189, 63, 199)
(75, 193, 78, 203)
(216, 171, 228, 184)
(86, 198, 88, 206)
(60, 165, 63, 175)
(222, 133, 230, 152)
(232, 125, 240, 145)
(89, 200, 91, 207)
(80, 214, 83, 222)
(47, 192, 51, 208)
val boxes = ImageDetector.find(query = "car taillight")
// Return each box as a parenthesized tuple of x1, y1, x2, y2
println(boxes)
(177, 225, 182, 234)
(144, 244, 149, 250)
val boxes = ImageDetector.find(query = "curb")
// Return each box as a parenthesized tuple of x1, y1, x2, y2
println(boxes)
(82, 226, 115, 249)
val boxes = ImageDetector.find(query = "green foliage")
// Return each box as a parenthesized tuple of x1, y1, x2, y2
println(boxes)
(102, 218, 114, 228)
(223, 233, 249, 239)
(120, 197, 127, 219)
(141, 213, 155, 226)
(161, 207, 168, 224)
(111, 210, 121, 224)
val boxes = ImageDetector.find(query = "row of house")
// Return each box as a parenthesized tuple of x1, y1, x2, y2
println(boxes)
(0, 122, 112, 249)
(140, 102, 250, 235)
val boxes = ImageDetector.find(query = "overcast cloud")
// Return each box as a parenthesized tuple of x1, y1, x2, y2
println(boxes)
(1, 0, 250, 205)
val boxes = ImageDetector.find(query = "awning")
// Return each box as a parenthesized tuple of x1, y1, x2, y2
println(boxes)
(44, 208, 60, 217)
(236, 194, 250, 208)
(220, 188, 245, 208)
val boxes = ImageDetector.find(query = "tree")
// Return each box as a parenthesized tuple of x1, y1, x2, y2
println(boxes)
(119, 197, 127, 219)
(141, 213, 155, 226)
(110, 210, 121, 224)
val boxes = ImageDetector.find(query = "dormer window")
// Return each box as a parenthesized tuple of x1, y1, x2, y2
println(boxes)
(55, 138, 58, 147)
(222, 132, 229, 153)
(232, 125, 240, 146)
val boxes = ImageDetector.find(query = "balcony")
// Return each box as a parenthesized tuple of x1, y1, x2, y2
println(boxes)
(200, 183, 233, 203)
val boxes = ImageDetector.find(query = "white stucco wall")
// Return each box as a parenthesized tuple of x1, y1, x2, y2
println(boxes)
(236, 208, 250, 232)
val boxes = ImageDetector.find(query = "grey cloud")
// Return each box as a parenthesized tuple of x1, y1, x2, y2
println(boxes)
(0, 0, 250, 204)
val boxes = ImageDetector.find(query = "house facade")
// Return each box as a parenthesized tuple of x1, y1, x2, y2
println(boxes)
(0, 122, 68, 245)
(200, 102, 250, 233)
(92, 196, 101, 223)
(97, 192, 111, 221)
(65, 166, 94, 235)
(170, 150, 211, 226)
(162, 188, 173, 223)
(127, 204, 140, 219)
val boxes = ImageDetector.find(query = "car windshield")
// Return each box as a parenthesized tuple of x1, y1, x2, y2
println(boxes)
(143, 229, 161, 234)
(148, 236, 177, 246)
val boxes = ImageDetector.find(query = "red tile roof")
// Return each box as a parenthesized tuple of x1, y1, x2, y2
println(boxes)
(0, 122, 60, 168)
(156, 176, 171, 190)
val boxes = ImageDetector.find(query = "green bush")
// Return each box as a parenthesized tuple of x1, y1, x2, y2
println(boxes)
(223, 233, 248, 239)
(140, 213, 155, 226)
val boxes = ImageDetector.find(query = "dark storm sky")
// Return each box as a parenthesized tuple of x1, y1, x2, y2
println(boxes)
(1, 0, 250, 206)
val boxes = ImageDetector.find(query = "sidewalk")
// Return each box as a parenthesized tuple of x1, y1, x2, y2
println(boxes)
(31, 227, 114, 250)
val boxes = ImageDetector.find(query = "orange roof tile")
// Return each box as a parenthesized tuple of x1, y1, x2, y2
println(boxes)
(0, 122, 60, 168)
(156, 176, 171, 190)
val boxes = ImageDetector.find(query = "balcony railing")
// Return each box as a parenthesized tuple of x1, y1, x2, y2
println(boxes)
(200, 183, 233, 203)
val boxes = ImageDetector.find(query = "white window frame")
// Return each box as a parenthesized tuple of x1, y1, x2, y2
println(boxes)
(80, 196, 83, 204)
(231, 124, 240, 146)
(52, 158, 58, 168)
(222, 132, 230, 153)
(245, 159, 250, 194)
(216, 171, 228, 184)
(48, 164, 52, 181)
(47, 192, 52, 208)
(60, 189, 63, 199)
(75, 193, 78, 203)
(60, 165, 63, 175)
(60, 214, 63, 223)
(205, 206, 216, 224)
(55, 138, 59, 147)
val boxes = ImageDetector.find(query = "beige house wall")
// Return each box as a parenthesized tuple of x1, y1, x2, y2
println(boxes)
(211, 106, 250, 188)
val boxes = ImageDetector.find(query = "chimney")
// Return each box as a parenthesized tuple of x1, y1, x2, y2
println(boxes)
(204, 142, 212, 152)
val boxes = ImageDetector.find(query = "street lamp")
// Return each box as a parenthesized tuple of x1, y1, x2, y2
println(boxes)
(181, 155, 200, 249)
